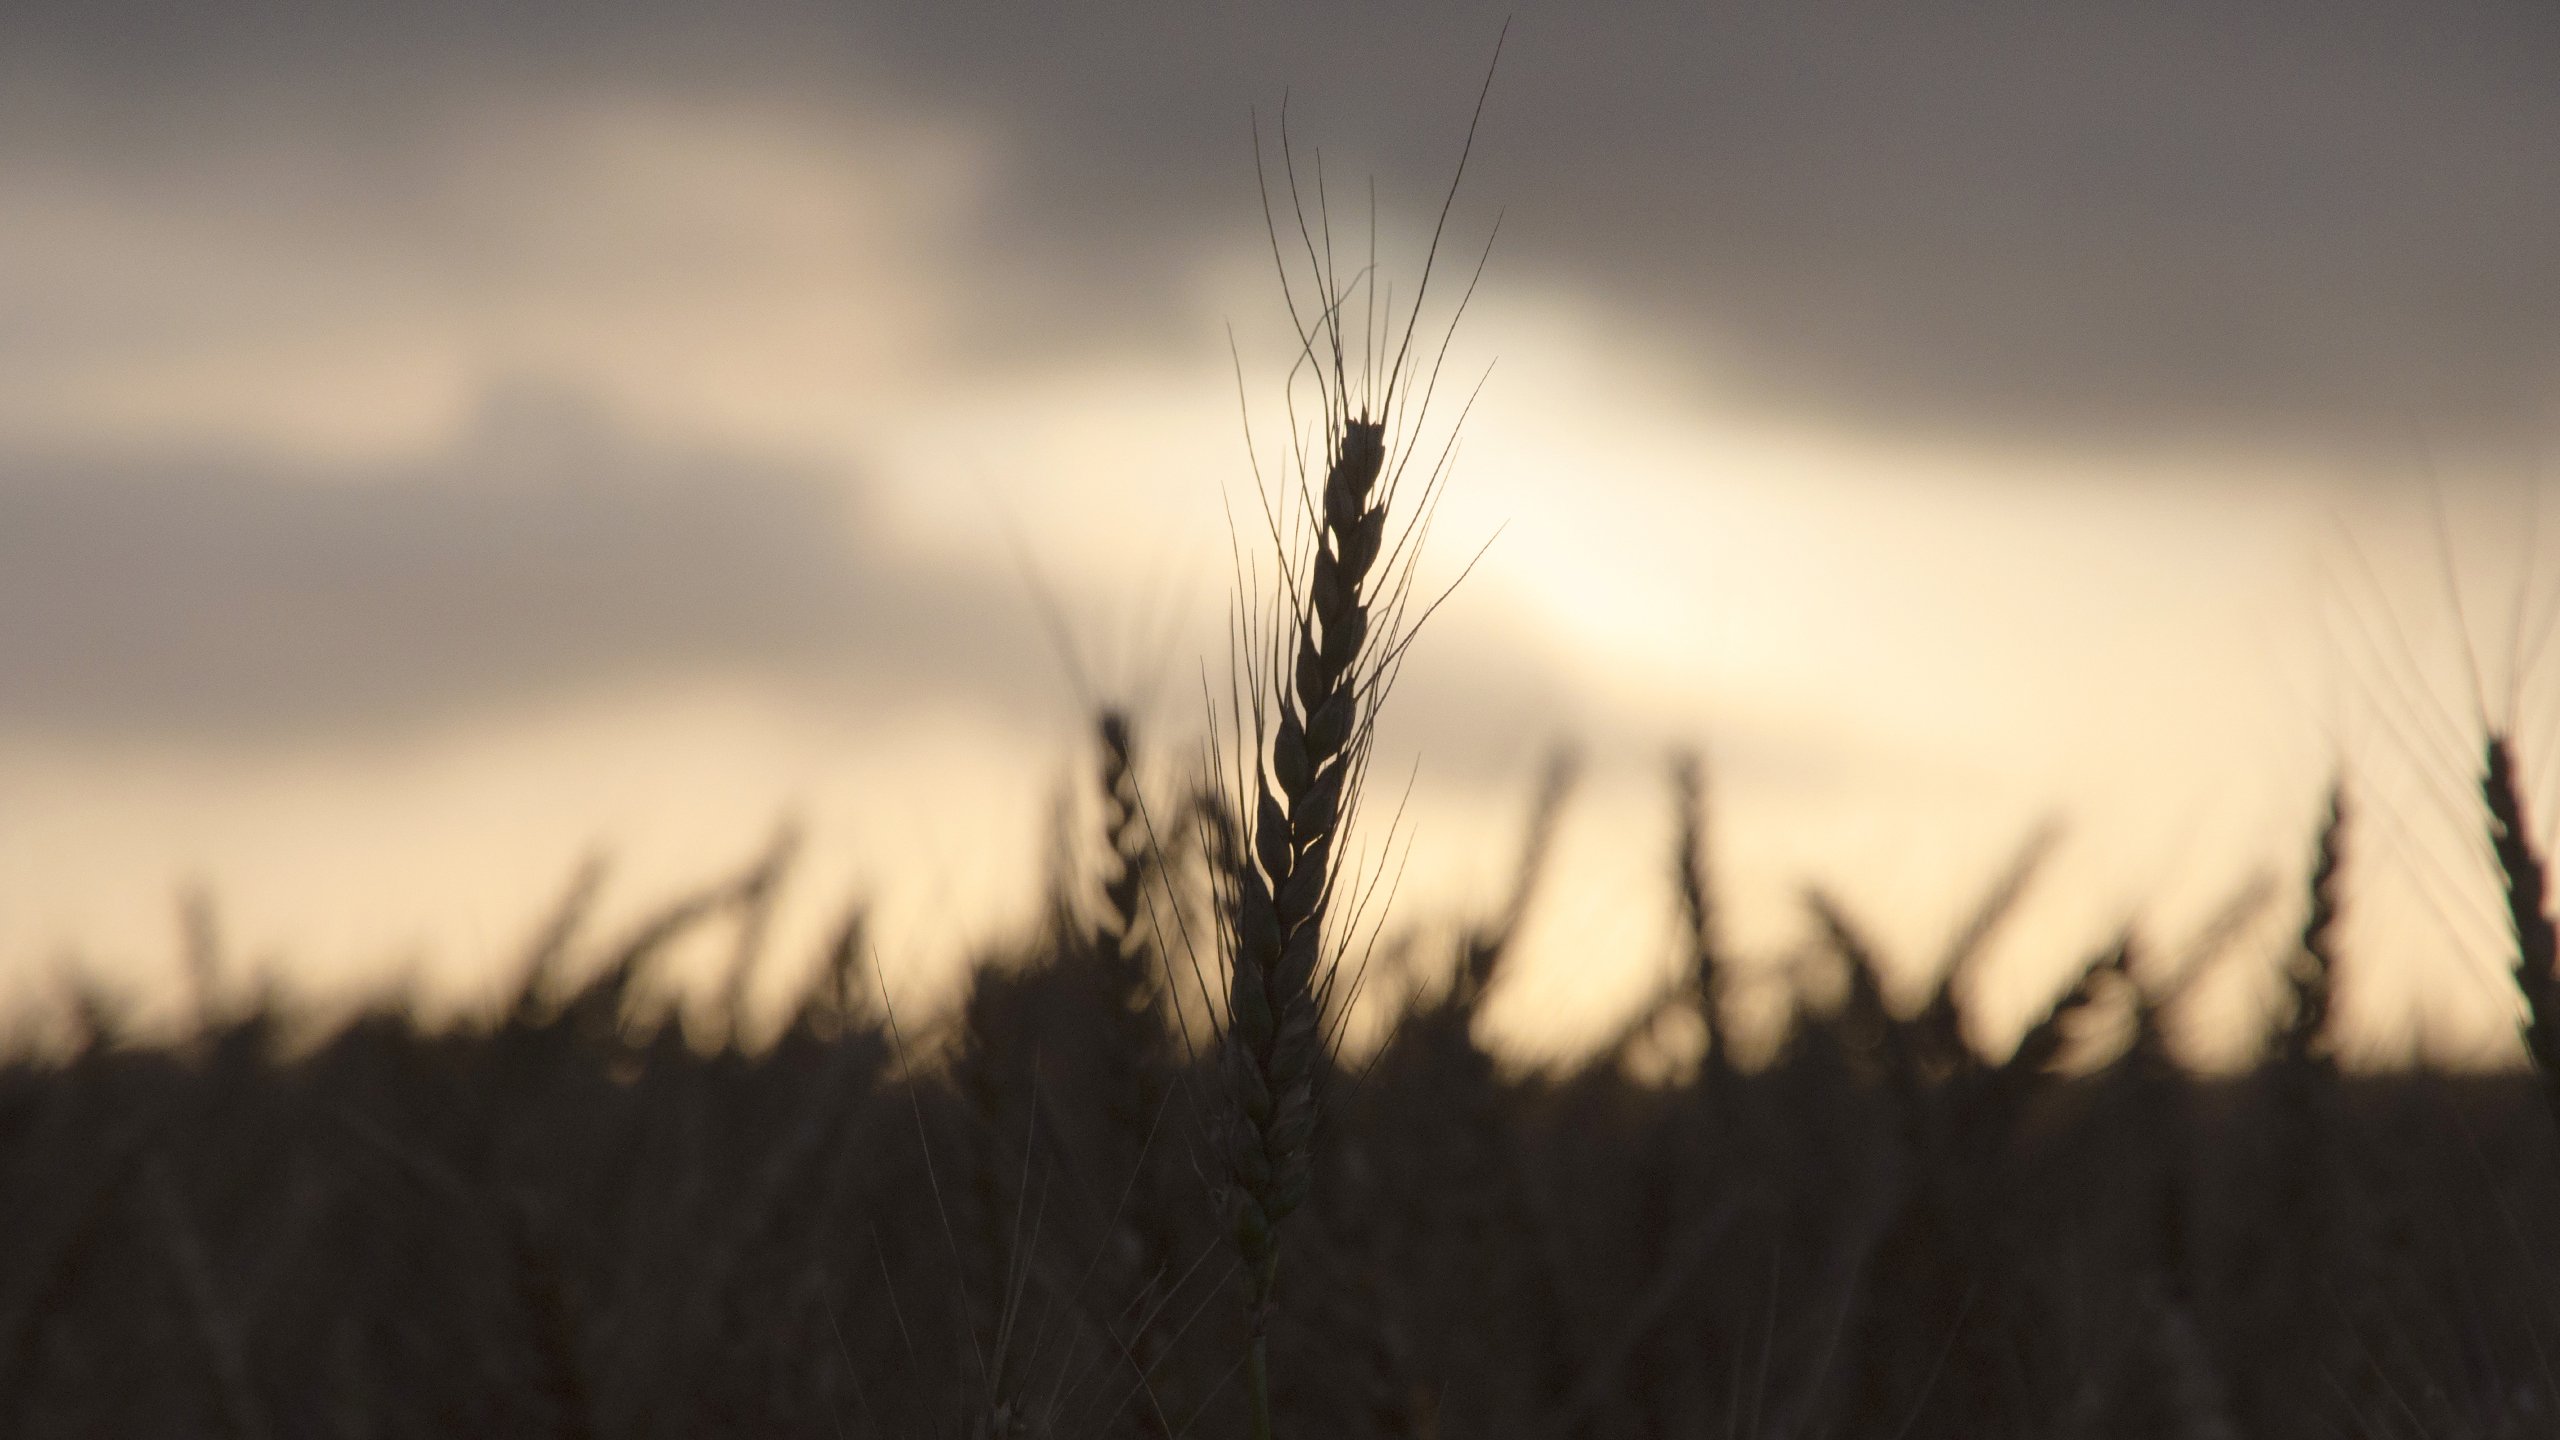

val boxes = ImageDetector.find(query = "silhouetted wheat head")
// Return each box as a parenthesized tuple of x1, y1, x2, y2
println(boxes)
(1210, 46, 1503, 1436)
(2481, 732, 2560, 1122)
(1093, 710, 1150, 978)
(1671, 751, 1734, 1078)
(2278, 779, 2346, 1073)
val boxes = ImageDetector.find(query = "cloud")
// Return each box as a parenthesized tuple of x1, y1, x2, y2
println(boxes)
(0, 377, 1645, 776)
(848, 2, 2560, 447)
(7, 1, 2554, 449)
(0, 384, 1052, 738)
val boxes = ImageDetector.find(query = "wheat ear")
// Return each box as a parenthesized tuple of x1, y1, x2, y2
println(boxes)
(2481, 735, 2560, 1119)
(2277, 781, 2346, 1071)
(1225, 415, 1388, 1434)
(1094, 709, 1152, 996)
(1670, 752, 1733, 1077)
(1221, 36, 1502, 1432)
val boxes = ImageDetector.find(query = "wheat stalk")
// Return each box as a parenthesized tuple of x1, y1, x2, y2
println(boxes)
(2480, 734, 2560, 1120)
(1670, 752, 1733, 1078)
(2001, 935, 2128, 1091)
(1220, 412, 1389, 1437)
(1093, 709, 1154, 1003)
(1207, 36, 1505, 1435)
(2277, 780, 2346, 1071)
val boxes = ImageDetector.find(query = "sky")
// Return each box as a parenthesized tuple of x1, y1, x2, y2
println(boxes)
(2, 1, 2556, 1064)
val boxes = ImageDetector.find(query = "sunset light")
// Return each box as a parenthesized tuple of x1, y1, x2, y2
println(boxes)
(8, 5, 2560, 1432)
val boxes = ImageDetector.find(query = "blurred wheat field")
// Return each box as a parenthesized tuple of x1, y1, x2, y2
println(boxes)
(9, 742, 2560, 1440)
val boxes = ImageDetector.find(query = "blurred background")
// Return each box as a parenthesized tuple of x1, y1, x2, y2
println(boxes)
(1, 0, 2555, 1063)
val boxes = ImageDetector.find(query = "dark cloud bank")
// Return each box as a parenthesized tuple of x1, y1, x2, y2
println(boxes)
(0, 388, 1593, 761)
(0, 388, 1044, 738)
(10, 0, 2555, 448)
(2, 3, 2553, 742)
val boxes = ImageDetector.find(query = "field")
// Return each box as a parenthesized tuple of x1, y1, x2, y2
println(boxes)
(7, 733, 2560, 1439)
